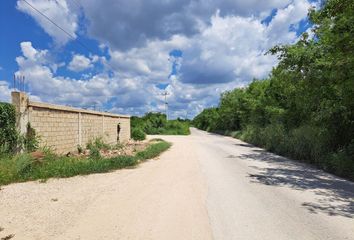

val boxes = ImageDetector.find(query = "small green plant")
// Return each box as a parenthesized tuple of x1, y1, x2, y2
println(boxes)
(112, 142, 124, 150)
(86, 137, 110, 151)
(94, 137, 110, 150)
(89, 147, 101, 160)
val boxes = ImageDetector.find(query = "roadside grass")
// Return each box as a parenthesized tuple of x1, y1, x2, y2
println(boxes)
(0, 140, 171, 186)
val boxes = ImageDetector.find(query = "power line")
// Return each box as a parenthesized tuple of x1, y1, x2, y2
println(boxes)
(21, 0, 116, 71)
(22, 0, 88, 49)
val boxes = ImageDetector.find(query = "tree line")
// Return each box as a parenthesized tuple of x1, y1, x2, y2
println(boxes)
(193, 0, 354, 180)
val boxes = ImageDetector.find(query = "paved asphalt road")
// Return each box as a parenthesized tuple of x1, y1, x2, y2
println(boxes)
(0, 128, 353, 239)
(190, 128, 354, 240)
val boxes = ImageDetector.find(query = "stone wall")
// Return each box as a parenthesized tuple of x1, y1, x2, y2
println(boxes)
(11, 92, 130, 153)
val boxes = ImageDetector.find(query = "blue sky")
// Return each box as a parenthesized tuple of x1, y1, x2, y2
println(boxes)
(0, 0, 317, 118)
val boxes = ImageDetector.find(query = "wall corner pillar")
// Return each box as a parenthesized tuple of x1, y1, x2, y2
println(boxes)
(11, 91, 29, 136)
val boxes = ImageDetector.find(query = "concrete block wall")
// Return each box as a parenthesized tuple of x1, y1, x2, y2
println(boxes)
(30, 107, 79, 153)
(81, 113, 104, 146)
(102, 116, 130, 145)
(11, 91, 131, 154)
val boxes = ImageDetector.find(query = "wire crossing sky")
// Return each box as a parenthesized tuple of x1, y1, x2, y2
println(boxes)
(0, 0, 318, 118)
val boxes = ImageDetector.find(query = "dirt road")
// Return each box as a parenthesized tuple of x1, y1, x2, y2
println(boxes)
(1, 128, 353, 239)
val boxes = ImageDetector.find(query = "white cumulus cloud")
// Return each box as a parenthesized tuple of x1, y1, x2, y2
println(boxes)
(13, 0, 318, 118)
(0, 81, 12, 103)
(68, 54, 93, 72)
(17, 0, 78, 45)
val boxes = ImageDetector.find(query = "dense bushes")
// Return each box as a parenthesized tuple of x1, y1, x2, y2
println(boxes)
(131, 112, 190, 138)
(131, 127, 146, 141)
(0, 103, 40, 154)
(193, 108, 220, 132)
(163, 120, 190, 135)
(0, 102, 18, 153)
(193, 0, 354, 180)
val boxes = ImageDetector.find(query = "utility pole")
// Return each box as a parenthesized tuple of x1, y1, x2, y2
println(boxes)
(162, 91, 170, 120)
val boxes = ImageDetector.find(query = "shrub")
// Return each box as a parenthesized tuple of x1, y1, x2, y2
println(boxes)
(85, 137, 111, 157)
(132, 127, 146, 141)
(239, 124, 288, 154)
(24, 123, 39, 152)
(261, 124, 287, 154)
(287, 125, 329, 164)
(0, 103, 18, 154)
(86, 137, 110, 151)
(89, 147, 101, 160)
(327, 151, 354, 180)
(326, 142, 354, 180)
(85, 137, 110, 160)
(94, 137, 111, 150)
(240, 125, 263, 146)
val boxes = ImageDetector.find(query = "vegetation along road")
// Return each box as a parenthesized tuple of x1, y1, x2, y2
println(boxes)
(0, 128, 353, 240)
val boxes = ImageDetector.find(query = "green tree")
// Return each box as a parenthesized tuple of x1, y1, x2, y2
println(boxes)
(193, 0, 354, 180)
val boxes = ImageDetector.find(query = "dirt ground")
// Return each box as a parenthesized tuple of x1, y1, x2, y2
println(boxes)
(0, 135, 212, 240)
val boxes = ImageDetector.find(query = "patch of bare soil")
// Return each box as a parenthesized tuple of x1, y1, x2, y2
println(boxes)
(74, 139, 160, 158)
(99, 140, 149, 158)
(29, 139, 162, 162)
